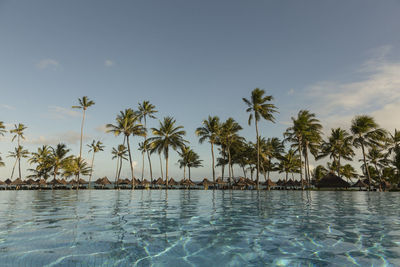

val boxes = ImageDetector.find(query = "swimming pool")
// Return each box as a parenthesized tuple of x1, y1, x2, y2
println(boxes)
(0, 190, 399, 266)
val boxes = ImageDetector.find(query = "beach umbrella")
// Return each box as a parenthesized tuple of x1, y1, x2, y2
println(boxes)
(140, 179, 151, 186)
(154, 177, 165, 185)
(0, 180, 5, 185)
(96, 177, 111, 185)
(11, 178, 25, 185)
(197, 178, 214, 186)
(180, 179, 196, 187)
(117, 179, 129, 185)
(25, 178, 36, 185)
(5, 178, 12, 185)
(79, 178, 88, 184)
(262, 179, 276, 187)
(215, 177, 227, 185)
(59, 178, 68, 185)
(317, 173, 350, 188)
(352, 179, 368, 188)
(168, 178, 178, 186)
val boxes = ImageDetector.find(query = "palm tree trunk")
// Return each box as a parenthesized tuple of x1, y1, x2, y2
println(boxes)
(126, 135, 135, 189)
(298, 140, 304, 190)
(17, 135, 21, 179)
(255, 117, 260, 189)
(374, 163, 382, 191)
(361, 142, 372, 191)
(211, 142, 215, 183)
(115, 157, 119, 183)
(159, 153, 163, 179)
(189, 167, 191, 180)
(221, 164, 225, 181)
(10, 158, 17, 179)
(228, 147, 232, 186)
(78, 109, 86, 181)
(117, 155, 123, 189)
(143, 117, 153, 182)
(165, 149, 169, 188)
(242, 166, 246, 178)
(183, 165, 186, 180)
(141, 152, 145, 182)
(89, 152, 95, 189)
(337, 155, 341, 177)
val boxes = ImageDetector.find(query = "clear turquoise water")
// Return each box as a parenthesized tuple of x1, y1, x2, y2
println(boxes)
(0, 190, 399, 267)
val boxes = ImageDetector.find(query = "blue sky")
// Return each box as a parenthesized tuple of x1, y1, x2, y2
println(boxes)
(1, 0, 400, 181)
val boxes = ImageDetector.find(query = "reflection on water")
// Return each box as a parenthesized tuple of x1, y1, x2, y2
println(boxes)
(0, 190, 399, 266)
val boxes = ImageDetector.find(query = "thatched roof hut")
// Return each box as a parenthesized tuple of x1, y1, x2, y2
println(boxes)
(317, 173, 350, 188)
(352, 179, 368, 188)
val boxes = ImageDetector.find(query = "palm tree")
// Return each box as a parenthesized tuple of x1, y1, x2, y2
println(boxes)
(107, 109, 146, 188)
(148, 117, 187, 188)
(311, 165, 328, 183)
(63, 157, 92, 183)
(72, 96, 95, 180)
(8, 146, 29, 179)
(351, 115, 387, 190)
(284, 110, 322, 189)
(262, 137, 284, 189)
(28, 145, 52, 181)
(178, 147, 203, 180)
(219, 118, 243, 186)
(138, 141, 148, 182)
(87, 140, 105, 189)
(365, 145, 387, 191)
(137, 101, 158, 181)
(49, 144, 71, 185)
(243, 88, 278, 189)
(0, 121, 6, 136)
(10, 123, 27, 179)
(111, 144, 128, 188)
(195, 116, 220, 183)
(341, 164, 358, 183)
(318, 128, 354, 176)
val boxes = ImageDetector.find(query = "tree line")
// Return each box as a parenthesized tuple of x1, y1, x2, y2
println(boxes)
(0, 89, 399, 191)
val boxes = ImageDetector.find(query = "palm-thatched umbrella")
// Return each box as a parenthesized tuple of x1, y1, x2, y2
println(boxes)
(180, 179, 196, 188)
(197, 178, 215, 190)
(140, 179, 151, 189)
(317, 173, 350, 188)
(48, 178, 61, 189)
(37, 178, 47, 189)
(276, 179, 284, 186)
(153, 177, 165, 188)
(0, 180, 6, 185)
(5, 178, 12, 185)
(95, 177, 111, 189)
(215, 177, 227, 189)
(168, 178, 178, 186)
(11, 178, 25, 190)
(245, 178, 256, 186)
(262, 179, 276, 188)
(59, 178, 68, 185)
(352, 179, 368, 190)
(25, 178, 35, 185)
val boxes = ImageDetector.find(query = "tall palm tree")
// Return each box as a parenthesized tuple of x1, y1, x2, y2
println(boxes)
(107, 109, 146, 188)
(111, 144, 128, 188)
(8, 146, 29, 179)
(195, 116, 220, 183)
(148, 116, 187, 188)
(351, 115, 387, 190)
(72, 96, 95, 180)
(318, 128, 354, 177)
(138, 141, 148, 182)
(262, 137, 284, 189)
(178, 147, 203, 180)
(138, 101, 158, 182)
(87, 140, 105, 189)
(219, 118, 243, 186)
(243, 88, 278, 189)
(10, 123, 27, 179)
(63, 157, 92, 183)
(365, 145, 387, 190)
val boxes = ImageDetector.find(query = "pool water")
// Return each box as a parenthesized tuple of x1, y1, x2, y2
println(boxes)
(0, 190, 399, 266)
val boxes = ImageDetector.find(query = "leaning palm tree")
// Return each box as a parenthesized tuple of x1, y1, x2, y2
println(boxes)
(148, 116, 187, 188)
(243, 88, 278, 189)
(8, 146, 29, 179)
(107, 109, 146, 188)
(137, 101, 158, 181)
(195, 116, 220, 183)
(351, 115, 387, 190)
(318, 128, 354, 177)
(87, 140, 105, 189)
(10, 123, 27, 179)
(72, 96, 95, 180)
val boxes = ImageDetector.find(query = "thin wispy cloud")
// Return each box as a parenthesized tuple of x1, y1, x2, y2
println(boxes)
(1, 104, 15, 110)
(104, 59, 115, 67)
(287, 89, 295, 95)
(36, 58, 60, 70)
(307, 46, 400, 132)
(95, 124, 108, 133)
(26, 131, 90, 145)
(48, 106, 81, 119)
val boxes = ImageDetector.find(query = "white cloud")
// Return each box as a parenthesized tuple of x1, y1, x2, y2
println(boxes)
(1, 104, 15, 110)
(104, 59, 115, 67)
(48, 106, 81, 119)
(306, 47, 400, 133)
(95, 124, 108, 133)
(36, 59, 60, 70)
(288, 89, 295, 95)
(26, 131, 90, 145)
